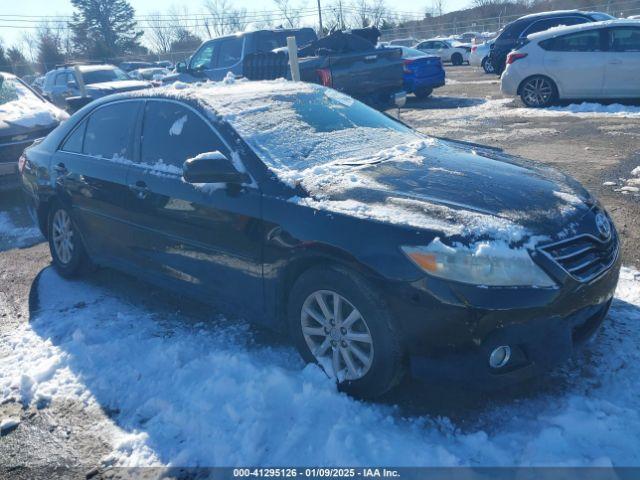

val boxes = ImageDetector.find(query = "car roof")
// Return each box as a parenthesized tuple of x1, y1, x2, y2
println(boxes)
(515, 9, 593, 21)
(527, 19, 640, 41)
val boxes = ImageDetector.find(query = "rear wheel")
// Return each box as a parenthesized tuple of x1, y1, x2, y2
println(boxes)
(48, 202, 88, 278)
(481, 57, 494, 74)
(287, 266, 405, 398)
(413, 87, 433, 99)
(520, 75, 556, 108)
(451, 53, 463, 66)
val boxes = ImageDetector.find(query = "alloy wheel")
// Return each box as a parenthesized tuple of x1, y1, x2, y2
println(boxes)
(52, 209, 74, 265)
(522, 77, 553, 107)
(483, 58, 495, 74)
(301, 290, 374, 381)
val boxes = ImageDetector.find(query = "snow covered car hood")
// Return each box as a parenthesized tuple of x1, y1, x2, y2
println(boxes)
(0, 97, 68, 137)
(297, 139, 594, 240)
(85, 79, 151, 96)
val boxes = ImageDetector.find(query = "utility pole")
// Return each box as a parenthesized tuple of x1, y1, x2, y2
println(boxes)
(317, 0, 324, 37)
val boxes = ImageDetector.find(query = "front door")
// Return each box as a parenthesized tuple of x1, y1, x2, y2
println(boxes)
(125, 99, 264, 318)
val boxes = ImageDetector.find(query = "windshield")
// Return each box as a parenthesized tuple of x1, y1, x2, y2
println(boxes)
(0, 76, 41, 106)
(82, 68, 130, 85)
(220, 85, 421, 178)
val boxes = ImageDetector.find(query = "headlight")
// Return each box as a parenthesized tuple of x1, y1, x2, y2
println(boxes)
(401, 238, 556, 287)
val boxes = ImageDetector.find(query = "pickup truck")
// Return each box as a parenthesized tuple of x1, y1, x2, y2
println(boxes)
(170, 27, 406, 106)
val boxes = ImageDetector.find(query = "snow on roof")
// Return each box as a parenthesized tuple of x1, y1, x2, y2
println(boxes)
(78, 64, 119, 73)
(527, 19, 640, 41)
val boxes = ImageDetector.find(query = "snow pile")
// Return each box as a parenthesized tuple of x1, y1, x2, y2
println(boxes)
(0, 80, 68, 129)
(602, 166, 640, 197)
(0, 210, 42, 249)
(1, 267, 640, 466)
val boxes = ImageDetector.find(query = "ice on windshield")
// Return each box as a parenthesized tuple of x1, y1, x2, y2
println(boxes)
(210, 83, 422, 184)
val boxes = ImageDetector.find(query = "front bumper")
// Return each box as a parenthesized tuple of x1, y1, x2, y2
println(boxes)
(379, 250, 621, 389)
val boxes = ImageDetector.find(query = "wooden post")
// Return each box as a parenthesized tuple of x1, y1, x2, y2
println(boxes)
(287, 36, 301, 82)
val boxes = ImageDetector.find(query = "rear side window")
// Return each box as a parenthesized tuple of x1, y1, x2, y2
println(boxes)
(61, 120, 86, 153)
(523, 17, 589, 37)
(609, 27, 640, 51)
(216, 38, 243, 68)
(83, 102, 139, 159)
(54, 73, 69, 86)
(539, 30, 604, 52)
(140, 101, 227, 169)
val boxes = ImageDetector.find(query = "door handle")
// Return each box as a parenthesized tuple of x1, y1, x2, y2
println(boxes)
(129, 180, 149, 199)
(54, 162, 68, 174)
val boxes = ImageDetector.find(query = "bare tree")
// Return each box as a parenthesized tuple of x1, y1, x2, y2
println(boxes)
(204, 0, 248, 37)
(272, 0, 304, 29)
(146, 11, 174, 53)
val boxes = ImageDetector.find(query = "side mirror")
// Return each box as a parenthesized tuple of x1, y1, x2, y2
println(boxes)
(183, 151, 249, 184)
(176, 61, 187, 73)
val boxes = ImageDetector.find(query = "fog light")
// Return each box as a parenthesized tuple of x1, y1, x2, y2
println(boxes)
(489, 345, 511, 368)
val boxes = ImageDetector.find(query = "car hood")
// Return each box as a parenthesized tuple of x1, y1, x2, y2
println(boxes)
(85, 80, 151, 95)
(0, 98, 68, 135)
(297, 139, 594, 244)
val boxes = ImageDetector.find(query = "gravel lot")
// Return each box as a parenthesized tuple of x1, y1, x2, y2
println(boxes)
(1, 66, 639, 474)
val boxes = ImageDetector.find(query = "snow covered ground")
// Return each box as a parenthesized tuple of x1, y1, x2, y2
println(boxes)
(0, 209, 42, 250)
(1, 266, 640, 467)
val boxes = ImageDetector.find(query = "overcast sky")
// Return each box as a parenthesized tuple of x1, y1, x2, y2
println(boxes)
(0, 0, 472, 48)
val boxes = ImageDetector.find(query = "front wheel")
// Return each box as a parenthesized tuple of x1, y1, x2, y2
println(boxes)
(288, 266, 405, 398)
(519, 75, 556, 108)
(414, 87, 433, 99)
(48, 202, 89, 278)
(451, 53, 463, 66)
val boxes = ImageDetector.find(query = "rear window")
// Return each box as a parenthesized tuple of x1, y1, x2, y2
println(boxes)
(253, 29, 317, 52)
(82, 68, 129, 85)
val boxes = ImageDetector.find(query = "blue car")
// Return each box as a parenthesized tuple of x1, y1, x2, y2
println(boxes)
(400, 47, 445, 99)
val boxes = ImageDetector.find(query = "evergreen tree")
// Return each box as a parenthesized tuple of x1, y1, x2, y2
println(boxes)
(68, 0, 143, 59)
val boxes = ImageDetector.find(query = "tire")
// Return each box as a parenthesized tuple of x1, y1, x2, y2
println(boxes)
(451, 53, 463, 66)
(519, 75, 557, 108)
(481, 57, 495, 74)
(413, 87, 433, 99)
(287, 265, 405, 398)
(47, 201, 89, 278)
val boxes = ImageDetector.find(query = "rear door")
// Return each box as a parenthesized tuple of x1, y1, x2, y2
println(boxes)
(125, 99, 264, 318)
(540, 29, 607, 98)
(54, 100, 142, 262)
(603, 26, 640, 97)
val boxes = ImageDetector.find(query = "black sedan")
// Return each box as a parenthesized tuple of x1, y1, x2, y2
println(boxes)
(20, 82, 620, 398)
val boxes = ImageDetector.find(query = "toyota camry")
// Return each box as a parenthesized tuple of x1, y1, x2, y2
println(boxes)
(20, 81, 620, 398)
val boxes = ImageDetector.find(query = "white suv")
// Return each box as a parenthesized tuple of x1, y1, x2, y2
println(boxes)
(415, 39, 470, 65)
(501, 20, 640, 107)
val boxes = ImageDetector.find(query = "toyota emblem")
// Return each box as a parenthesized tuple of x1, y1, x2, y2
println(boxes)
(595, 213, 611, 239)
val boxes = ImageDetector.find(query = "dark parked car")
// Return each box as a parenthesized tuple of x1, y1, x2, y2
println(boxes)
(1, 72, 67, 187)
(489, 10, 614, 74)
(170, 27, 406, 106)
(21, 82, 620, 398)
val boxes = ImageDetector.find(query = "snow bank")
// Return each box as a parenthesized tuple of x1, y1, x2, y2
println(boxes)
(1, 267, 640, 467)
(0, 210, 42, 249)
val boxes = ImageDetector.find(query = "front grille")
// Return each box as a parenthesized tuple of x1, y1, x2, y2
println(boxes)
(538, 231, 618, 282)
(538, 233, 618, 283)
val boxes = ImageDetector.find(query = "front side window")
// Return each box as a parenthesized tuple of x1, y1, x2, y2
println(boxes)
(540, 30, 604, 52)
(54, 73, 69, 86)
(83, 102, 139, 159)
(216, 38, 243, 68)
(140, 101, 226, 170)
(609, 27, 640, 52)
(191, 44, 216, 70)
